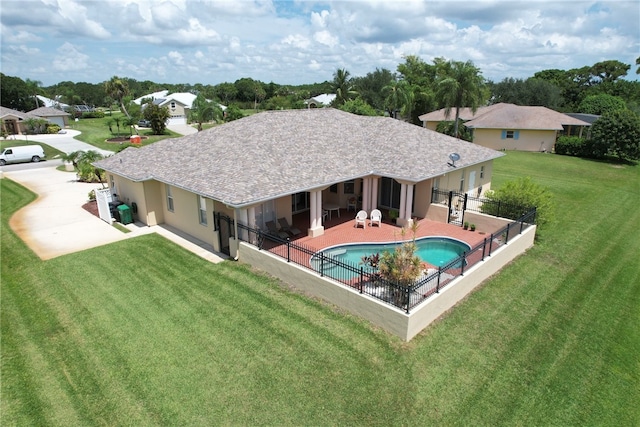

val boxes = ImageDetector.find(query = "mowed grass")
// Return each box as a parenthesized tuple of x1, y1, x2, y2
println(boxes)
(72, 114, 183, 152)
(2, 152, 639, 425)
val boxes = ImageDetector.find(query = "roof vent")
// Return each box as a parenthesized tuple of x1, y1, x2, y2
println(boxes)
(448, 152, 460, 167)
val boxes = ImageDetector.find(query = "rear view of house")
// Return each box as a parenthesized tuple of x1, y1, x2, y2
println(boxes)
(420, 103, 591, 152)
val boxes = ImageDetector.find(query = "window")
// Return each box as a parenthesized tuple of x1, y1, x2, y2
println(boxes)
(501, 130, 520, 140)
(480, 166, 485, 179)
(459, 171, 465, 192)
(166, 185, 174, 212)
(170, 101, 176, 110)
(198, 195, 207, 225)
(329, 184, 338, 193)
(291, 192, 310, 213)
(344, 180, 355, 194)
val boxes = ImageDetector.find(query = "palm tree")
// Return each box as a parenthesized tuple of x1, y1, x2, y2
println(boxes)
(435, 60, 485, 138)
(104, 76, 131, 118)
(331, 68, 357, 107)
(190, 94, 223, 131)
(382, 80, 411, 119)
(25, 79, 42, 110)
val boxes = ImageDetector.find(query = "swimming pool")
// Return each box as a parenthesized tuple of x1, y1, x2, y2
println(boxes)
(311, 237, 471, 277)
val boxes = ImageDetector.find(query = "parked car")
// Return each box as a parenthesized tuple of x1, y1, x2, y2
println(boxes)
(138, 119, 151, 127)
(0, 145, 46, 166)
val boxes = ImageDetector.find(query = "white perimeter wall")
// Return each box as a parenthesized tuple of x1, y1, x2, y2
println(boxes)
(239, 225, 536, 341)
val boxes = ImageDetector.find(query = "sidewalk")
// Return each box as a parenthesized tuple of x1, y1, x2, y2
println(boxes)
(3, 166, 226, 263)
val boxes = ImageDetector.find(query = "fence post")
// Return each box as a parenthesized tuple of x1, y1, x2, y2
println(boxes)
(460, 251, 466, 276)
(320, 253, 325, 277)
(359, 267, 363, 293)
(481, 237, 487, 260)
(436, 267, 442, 293)
(405, 286, 410, 314)
(447, 191, 453, 223)
(286, 240, 291, 262)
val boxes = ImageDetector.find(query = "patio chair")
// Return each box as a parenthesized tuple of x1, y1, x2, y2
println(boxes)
(347, 196, 357, 212)
(370, 209, 382, 227)
(354, 210, 367, 229)
(265, 220, 289, 239)
(278, 217, 302, 236)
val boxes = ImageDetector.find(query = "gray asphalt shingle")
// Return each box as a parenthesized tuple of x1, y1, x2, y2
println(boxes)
(95, 109, 503, 207)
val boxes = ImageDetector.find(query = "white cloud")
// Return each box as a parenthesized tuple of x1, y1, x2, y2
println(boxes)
(52, 42, 89, 71)
(314, 30, 339, 48)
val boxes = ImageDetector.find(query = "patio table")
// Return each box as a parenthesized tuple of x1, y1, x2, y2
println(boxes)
(323, 203, 340, 220)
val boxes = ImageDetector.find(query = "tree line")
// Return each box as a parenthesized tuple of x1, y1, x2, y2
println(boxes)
(2, 57, 638, 118)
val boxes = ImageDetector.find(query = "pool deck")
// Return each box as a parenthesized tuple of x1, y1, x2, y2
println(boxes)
(288, 208, 491, 253)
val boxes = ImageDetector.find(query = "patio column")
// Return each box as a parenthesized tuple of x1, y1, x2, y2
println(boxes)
(397, 182, 415, 227)
(310, 190, 318, 229)
(399, 183, 407, 221)
(308, 189, 325, 237)
(370, 177, 379, 210)
(362, 178, 370, 212)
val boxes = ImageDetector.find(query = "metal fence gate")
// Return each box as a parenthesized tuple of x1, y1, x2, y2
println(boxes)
(214, 212, 235, 256)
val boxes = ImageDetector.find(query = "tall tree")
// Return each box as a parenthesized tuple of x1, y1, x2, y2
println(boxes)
(0, 73, 33, 111)
(381, 80, 411, 119)
(352, 68, 394, 112)
(331, 68, 356, 107)
(189, 94, 223, 131)
(104, 76, 131, 118)
(435, 60, 485, 138)
(397, 55, 438, 124)
(24, 79, 43, 110)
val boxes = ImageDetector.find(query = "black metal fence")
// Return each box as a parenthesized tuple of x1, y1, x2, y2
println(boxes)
(237, 207, 536, 313)
(431, 189, 534, 225)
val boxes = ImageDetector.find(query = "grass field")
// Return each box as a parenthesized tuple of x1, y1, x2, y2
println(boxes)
(1, 152, 639, 425)
(71, 114, 183, 151)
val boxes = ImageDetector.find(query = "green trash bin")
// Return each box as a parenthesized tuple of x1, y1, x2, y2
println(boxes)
(117, 204, 133, 225)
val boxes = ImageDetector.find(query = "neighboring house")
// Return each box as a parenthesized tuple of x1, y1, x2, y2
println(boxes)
(28, 107, 71, 128)
(305, 93, 336, 108)
(137, 91, 226, 125)
(35, 95, 69, 110)
(95, 108, 504, 257)
(0, 107, 29, 135)
(419, 103, 591, 152)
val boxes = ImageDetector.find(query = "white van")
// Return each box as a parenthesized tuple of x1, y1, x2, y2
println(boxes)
(0, 145, 46, 166)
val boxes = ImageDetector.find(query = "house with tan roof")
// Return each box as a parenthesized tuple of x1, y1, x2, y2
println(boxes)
(419, 103, 591, 152)
(95, 108, 505, 257)
(28, 107, 71, 128)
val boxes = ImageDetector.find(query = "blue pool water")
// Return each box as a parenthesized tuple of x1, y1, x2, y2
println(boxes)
(312, 237, 470, 276)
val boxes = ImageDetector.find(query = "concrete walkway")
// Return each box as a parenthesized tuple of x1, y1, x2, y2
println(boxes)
(4, 166, 226, 263)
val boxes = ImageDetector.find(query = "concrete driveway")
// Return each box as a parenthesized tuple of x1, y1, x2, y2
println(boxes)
(3, 166, 225, 263)
(8, 129, 113, 156)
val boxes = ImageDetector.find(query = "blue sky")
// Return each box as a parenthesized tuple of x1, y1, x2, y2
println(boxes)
(1, 0, 638, 87)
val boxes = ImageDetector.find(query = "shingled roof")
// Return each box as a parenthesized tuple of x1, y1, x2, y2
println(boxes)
(95, 109, 504, 208)
(419, 103, 591, 130)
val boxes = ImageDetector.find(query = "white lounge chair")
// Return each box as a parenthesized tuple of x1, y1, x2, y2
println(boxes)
(370, 209, 382, 227)
(354, 210, 367, 228)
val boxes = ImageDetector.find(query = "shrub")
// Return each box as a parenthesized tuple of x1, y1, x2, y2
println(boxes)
(481, 176, 554, 227)
(555, 136, 586, 156)
(224, 105, 245, 122)
(589, 109, 640, 162)
(82, 111, 105, 119)
(46, 124, 61, 134)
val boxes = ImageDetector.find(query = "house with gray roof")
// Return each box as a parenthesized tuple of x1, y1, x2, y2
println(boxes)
(28, 106, 71, 128)
(95, 108, 504, 256)
(419, 103, 592, 152)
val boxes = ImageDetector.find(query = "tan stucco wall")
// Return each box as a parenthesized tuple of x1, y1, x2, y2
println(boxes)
(424, 121, 438, 131)
(143, 181, 164, 226)
(413, 180, 432, 218)
(163, 184, 216, 248)
(473, 129, 556, 152)
(239, 225, 536, 341)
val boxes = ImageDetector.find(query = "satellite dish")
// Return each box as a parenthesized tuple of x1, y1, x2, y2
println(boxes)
(448, 152, 461, 167)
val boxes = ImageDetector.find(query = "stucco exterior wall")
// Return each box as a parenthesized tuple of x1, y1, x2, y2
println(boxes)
(239, 225, 536, 341)
(162, 184, 216, 248)
(144, 181, 164, 226)
(413, 179, 432, 218)
(424, 121, 438, 131)
(473, 129, 556, 152)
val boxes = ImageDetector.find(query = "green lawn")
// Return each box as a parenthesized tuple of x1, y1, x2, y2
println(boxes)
(1, 152, 639, 425)
(72, 114, 183, 152)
